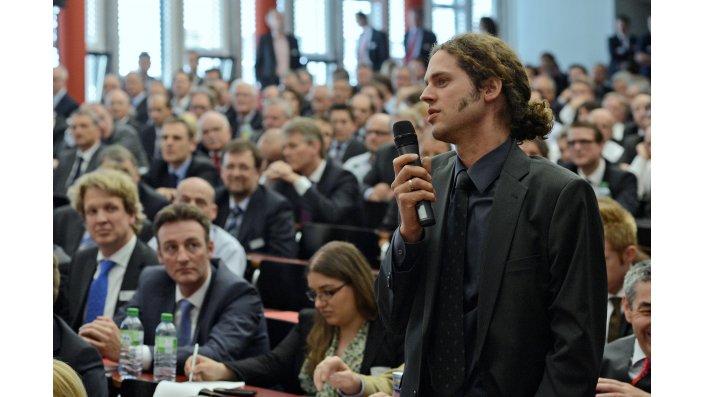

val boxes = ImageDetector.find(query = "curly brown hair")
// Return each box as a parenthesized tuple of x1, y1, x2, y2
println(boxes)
(431, 33, 553, 142)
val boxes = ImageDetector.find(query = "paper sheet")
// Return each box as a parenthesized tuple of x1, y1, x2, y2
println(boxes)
(153, 381, 246, 397)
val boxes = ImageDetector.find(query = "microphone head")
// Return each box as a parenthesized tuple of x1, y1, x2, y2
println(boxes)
(393, 120, 418, 147)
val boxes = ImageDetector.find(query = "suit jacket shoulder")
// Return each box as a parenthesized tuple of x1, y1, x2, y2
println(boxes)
(53, 314, 108, 397)
(600, 334, 651, 392)
(188, 154, 221, 186)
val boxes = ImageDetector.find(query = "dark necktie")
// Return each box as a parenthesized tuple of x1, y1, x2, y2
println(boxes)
(225, 206, 244, 237)
(178, 299, 194, 346)
(67, 155, 84, 188)
(631, 357, 650, 386)
(608, 296, 623, 342)
(84, 259, 116, 324)
(168, 172, 179, 188)
(430, 170, 472, 395)
(210, 152, 221, 173)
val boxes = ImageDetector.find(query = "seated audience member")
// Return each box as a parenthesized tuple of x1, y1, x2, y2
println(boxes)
(328, 104, 368, 163)
(140, 93, 173, 164)
(628, 125, 650, 218)
(56, 169, 158, 331)
(333, 78, 354, 105)
(186, 242, 404, 395)
(565, 121, 639, 216)
(619, 93, 650, 166)
(589, 108, 625, 163)
(125, 71, 149, 124)
(215, 140, 298, 258)
(350, 93, 376, 141)
(107, 88, 143, 132)
(143, 116, 220, 201)
(307, 85, 335, 118)
(85, 204, 270, 374)
(262, 98, 294, 131)
(170, 70, 193, 115)
(54, 106, 105, 195)
(53, 360, 88, 397)
(557, 78, 596, 125)
(188, 87, 215, 120)
(314, 356, 403, 397)
(266, 117, 362, 226)
(86, 103, 150, 173)
(601, 92, 630, 144)
(53, 65, 79, 119)
(519, 137, 549, 158)
(598, 197, 643, 343)
(197, 111, 233, 173)
(53, 257, 107, 397)
(148, 177, 247, 277)
(313, 117, 335, 153)
(597, 260, 651, 395)
(282, 86, 305, 117)
(225, 81, 263, 140)
(101, 73, 121, 105)
(256, 128, 285, 173)
(99, 145, 169, 221)
(344, 113, 393, 184)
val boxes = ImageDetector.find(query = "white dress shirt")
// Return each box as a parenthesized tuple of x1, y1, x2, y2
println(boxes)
(91, 235, 137, 319)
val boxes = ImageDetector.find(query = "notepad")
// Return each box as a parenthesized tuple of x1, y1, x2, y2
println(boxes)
(153, 381, 246, 397)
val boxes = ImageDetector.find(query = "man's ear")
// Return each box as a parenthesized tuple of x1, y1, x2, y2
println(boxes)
(483, 78, 503, 101)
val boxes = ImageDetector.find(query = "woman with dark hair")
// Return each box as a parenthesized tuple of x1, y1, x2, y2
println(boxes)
(479, 16, 498, 36)
(186, 241, 403, 396)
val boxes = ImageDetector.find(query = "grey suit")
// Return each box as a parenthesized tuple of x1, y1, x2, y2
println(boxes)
(114, 261, 270, 374)
(376, 143, 607, 396)
(53, 144, 105, 195)
(600, 335, 650, 393)
(57, 239, 158, 331)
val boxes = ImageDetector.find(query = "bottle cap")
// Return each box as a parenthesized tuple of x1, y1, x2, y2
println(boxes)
(161, 312, 174, 322)
(127, 307, 139, 316)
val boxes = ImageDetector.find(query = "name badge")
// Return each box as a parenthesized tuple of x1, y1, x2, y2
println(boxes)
(119, 290, 135, 301)
(249, 238, 265, 250)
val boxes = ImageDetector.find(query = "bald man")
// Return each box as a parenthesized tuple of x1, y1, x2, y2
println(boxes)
(197, 111, 233, 173)
(589, 108, 624, 163)
(148, 177, 247, 277)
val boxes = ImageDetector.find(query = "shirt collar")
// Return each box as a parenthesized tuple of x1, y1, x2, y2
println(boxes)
(53, 88, 67, 108)
(308, 159, 327, 183)
(631, 336, 647, 367)
(175, 263, 212, 306)
(229, 195, 251, 212)
(168, 156, 193, 179)
(578, 158, 606, 187)
(453, 137, 512, 193)
(131, 91, 146, 106)
(78, 141, 102, 162)
(96, 234, 137, 268)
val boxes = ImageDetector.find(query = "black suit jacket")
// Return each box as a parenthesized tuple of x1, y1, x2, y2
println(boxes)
(565, 160, 640, 216)
(134, 95, 149, 125)
(58, 239, 158, 331)
(404, 29, 437, 65)
(255, 33, 302, 88)
(139, 124, 158, 164)
(143, 154, 221, 189)
(53, 205, 156, 260)
(53, 314, 108, 397)
(362, 143, 396, 192)
(138, 182, 170, 220)
(367, 29, 390, 72)
(226, 308, 404, 395)
(53, 144, 105, 195)
(608, 34, 637, 75)
(114, 261, 270, 374)
(377, 144, 607, 396)
(55, 93, 80, 119)
(273, 161, 362, 226)
(600, 335, 650, 392)
(214, 185, 298, 258)
(224, 108, 264, 141)
(340, 139, 368, 164)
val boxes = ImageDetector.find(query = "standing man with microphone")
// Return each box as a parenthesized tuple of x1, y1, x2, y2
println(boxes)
(375, 33, 607, 396)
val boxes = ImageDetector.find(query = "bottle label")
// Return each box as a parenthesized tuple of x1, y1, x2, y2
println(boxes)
(121, 330, 144, 347)
(155, 336, 177, 354)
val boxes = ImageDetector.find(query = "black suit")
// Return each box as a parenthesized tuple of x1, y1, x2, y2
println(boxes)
(53, 144, 105, 195)
(214, 185, 298, 258)
(225, 309, 404, 395)
(104, 124, 150, 171)
(137, 182, 170, 220)
(404, 28, 437, 65)
(377, 144, 606, 396)
(139, 124, 159, 164)
(365, 29, 390, 72)
(143, 154, 221, 189)
(335, 139, 368, 164)
(565, 160, 640, 216)
(134, 95, 149, 125)
(53, 205, 156, 260)
(57, 239, 158, 331)
(273, 161, 362, 226)
(53, 314, 108, 397)
(362, 143, 396, 192)
(55, 93, 80, 119)
(600, 335, 650, 392)
(255, 33, 302, 88)
(224, 108, 263, 141)
(608, 34, 638, 76)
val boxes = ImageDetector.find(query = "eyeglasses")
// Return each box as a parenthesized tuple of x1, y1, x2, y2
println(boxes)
(305, 283, 347, 302)
(366, 129, 391, 136)
(567, 139, 597, 147)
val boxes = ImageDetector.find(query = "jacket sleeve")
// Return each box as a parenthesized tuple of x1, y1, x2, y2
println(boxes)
(535, 178, 607, 397)
(303, 170, 361, 224)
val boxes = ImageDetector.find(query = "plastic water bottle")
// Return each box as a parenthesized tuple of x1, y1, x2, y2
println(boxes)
(118, 307, 144, 379)
(153, 312, 178, 382)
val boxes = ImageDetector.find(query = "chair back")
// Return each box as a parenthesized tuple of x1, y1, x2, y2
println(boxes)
(299, 223, 382, 269)
(256, 260, 313, 312)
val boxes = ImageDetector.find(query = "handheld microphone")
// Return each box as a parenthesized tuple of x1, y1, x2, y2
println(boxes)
(393, 120, 436, 227)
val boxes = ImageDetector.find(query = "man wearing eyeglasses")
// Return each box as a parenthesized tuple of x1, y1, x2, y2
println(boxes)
(84, 203, 270, 375)
(344, 113, 393, 184)
(565, 121, 639, 216)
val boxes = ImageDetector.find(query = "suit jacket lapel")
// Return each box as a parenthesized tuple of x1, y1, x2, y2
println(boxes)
(71, 252, 99, 329)
(120, 241, 148, 293)
(238, 187, 264, 244)
(421, 152, 455, 335)
(475, 144, 529, 359)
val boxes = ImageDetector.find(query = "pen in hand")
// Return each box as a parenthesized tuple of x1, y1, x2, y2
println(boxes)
(189, 343, 199, 382)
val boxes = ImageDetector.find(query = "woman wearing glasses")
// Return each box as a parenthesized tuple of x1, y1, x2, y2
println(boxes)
(186, 241, 404, 396)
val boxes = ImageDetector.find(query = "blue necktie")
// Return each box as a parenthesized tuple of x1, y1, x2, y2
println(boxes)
(178, 299, 194, 346)
(168, 172, 179, 188)
(224, 206, 244, 237)
(84, 259, 117, 324)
